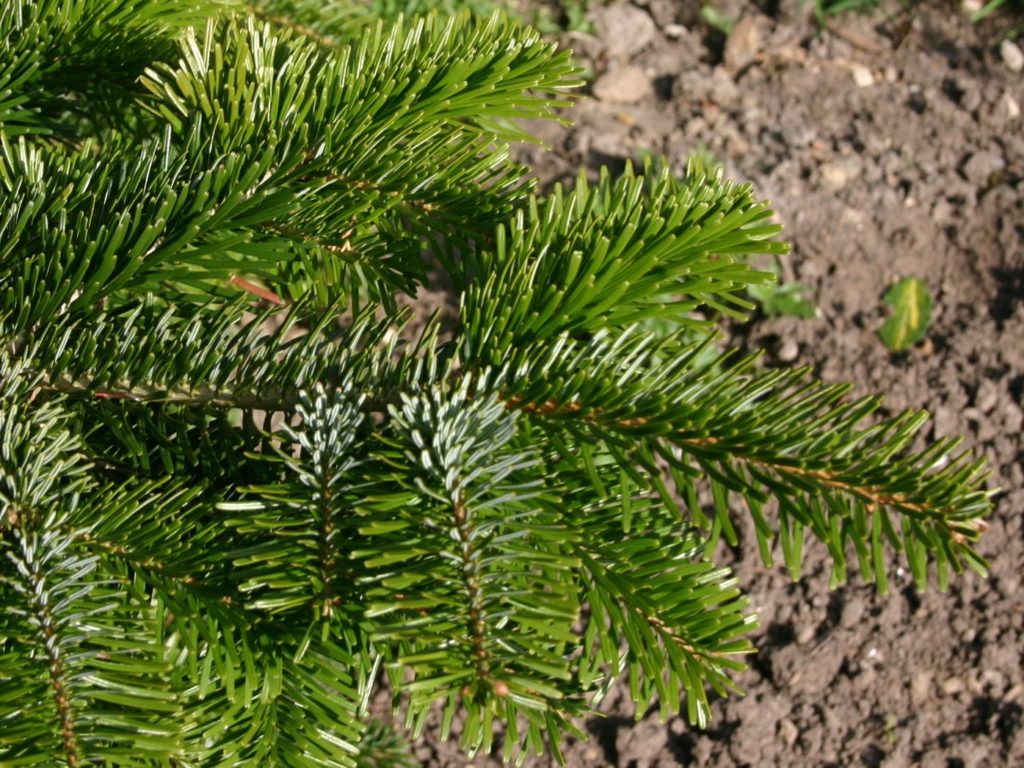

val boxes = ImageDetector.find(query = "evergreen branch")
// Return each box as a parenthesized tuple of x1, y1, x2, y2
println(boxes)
(0, 396, 181, 764)
(177, 639, 364, 767)
(351, 381, 585, 760)
(45, 444, 367, 767)
(1, 525, 87, 766)
(243, 0, 419, 47)
(4, 300, 410, 415)
(135, 12, 580, 303)
(276, 641, 364, 767)
(451, 489, 492, 685)
(1, 0, 995, 762)
(0, 0, 232, 138)
(10, 531, 84, 764)
(485, 327, 990, 587)
(460, 160, 784, 345)
(571, 503, 754, 727)
(352, 718, 418, 768)
(4, 11, 580, 320)
(221, 386, 368, 618)
(0, 129, 311, 327)
(186, 639, 363, 767)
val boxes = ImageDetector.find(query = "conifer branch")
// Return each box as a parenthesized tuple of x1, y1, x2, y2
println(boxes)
(486, 328, 989, 586)
(1, 1, 993, 763)
(13, 529, 83, 767)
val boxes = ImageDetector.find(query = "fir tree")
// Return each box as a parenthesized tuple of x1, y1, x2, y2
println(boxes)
(0, 1, 993, 765)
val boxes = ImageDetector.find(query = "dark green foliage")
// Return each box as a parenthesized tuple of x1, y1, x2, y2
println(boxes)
(0, 1, 992, 766)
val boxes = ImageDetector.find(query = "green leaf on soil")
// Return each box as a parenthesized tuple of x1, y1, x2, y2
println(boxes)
(700, 5, 734, 35)
(878, 277, 932, 352)
(747, 281, 817, 319)
(745, 259, 817, 319)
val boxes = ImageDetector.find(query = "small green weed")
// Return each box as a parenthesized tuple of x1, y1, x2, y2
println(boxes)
(747, 261, 817, 320)
(531, 0, 596, 34)
(879, 277, 933, 352)
(807, 0, 884, 24)
(700, 3, 735, 34)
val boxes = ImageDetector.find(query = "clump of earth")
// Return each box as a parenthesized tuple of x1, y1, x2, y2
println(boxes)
(412, 1, 1024, 765)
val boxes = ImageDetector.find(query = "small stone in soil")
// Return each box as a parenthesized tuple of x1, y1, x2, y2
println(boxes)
(778, 717, 799, 747)
(911, 671, 932, 705)
(644, 0, 677, 29)
(851, 64, 875, 88)
(962, 150, 1005, 185)
(724, 16, 761, 76)
(590, 4, 657, 60)
(1002, 400, 1023, 433)
(996, 574, 1019, 598)
(942, 676, 965, 695)
(820, 161, 854, 191)
(841, 596, 865, 628)
(976, 378, 999, 413)
(777, 338, 799, 362)
(1003, 92, 1021, 120)
(1000, 39, 1024, 72)
(592, 66, 653, 104)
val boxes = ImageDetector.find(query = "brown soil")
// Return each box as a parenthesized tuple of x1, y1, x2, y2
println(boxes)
(412, 1, 1024, 765)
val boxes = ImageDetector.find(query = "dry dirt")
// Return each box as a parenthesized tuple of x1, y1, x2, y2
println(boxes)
(411, 1, 1024, 765)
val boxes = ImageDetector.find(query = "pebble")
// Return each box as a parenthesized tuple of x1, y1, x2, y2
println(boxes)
(724, 16, 761, 76)
(942, 676, 965, 695)
(851, 64, 874, 88)
(777, 337, 799, 362)
(965, 91, 985, 116)
(962, 150, 1005, 185)
(591, 4, 657, 60)
(820, 161, 853, 191)
(796, 624, 816, 645)
(1000, 39, 1024, 72)
(956, 77, 983, 113)
(933, 406, 957, 438)
(592, 66, 654, 104)
(911, 671, 932, 705)
(590, 132, 630, 160)
(976, 378, 999, 413)
(1004, 401, 1023, 433)
(1003, 92, 1021, 120)
(778, 718, 799, 747)
(664, 23, 687, 39)
(840, 596, 865, 628)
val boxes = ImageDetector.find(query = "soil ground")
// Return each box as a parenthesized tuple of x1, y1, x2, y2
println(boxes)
(412, 1, 1024, 765)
